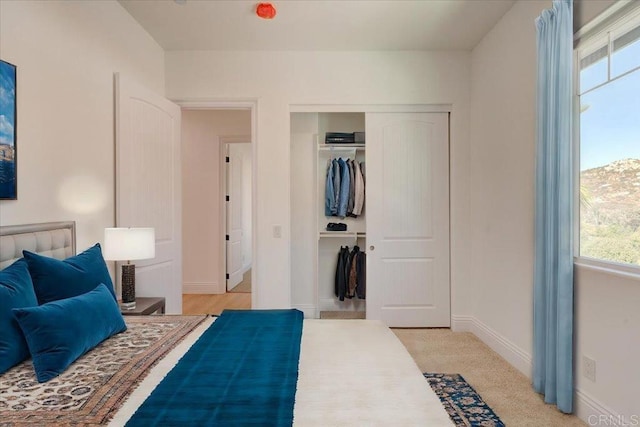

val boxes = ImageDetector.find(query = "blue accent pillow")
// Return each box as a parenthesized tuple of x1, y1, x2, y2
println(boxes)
(0, 258, 38, 374)
(23, 243, 116, 304)
(13, 283, 127, 383)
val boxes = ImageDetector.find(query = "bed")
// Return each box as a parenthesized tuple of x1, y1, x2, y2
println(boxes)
(0, 222, 453, 426)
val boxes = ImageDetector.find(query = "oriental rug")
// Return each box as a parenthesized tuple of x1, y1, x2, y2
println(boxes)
(0, 315, 206, 427)
(424, 373, 505, 427)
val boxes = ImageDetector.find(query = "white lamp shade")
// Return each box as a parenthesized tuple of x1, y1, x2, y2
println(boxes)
(103, 227, 155, 261)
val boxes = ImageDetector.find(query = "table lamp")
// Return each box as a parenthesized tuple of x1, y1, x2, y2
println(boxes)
(103, 227, 155, 310)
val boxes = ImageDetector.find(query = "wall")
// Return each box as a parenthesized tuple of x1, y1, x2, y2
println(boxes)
(181, 109, 251, 294)
(468, 0, 547, 378)
(469, 0, 638, 422)
(290, 113, 319, 316)
(574, 0, 619, 32)
(0, 0, 164, 253)
(166, 50, 472, 314)
(574, 265, 640, 421)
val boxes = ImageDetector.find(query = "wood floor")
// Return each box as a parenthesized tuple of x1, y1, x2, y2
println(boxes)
(182, 292, 251, 315)
(228, 269, 252, 293)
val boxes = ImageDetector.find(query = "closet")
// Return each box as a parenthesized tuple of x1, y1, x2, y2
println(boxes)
(317, 113, 367, 317)
(290, 107, 451, 327)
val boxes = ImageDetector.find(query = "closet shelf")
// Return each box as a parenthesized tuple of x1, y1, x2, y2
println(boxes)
(318, 231, 366, 240)
(318, 144, 366, 151)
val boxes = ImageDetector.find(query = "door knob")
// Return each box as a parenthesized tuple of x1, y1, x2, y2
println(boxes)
(369, 245, 375, 251)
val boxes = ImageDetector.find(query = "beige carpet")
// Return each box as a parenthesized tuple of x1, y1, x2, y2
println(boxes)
(228, 269, 251, 293)
(393, 328, 586, 427)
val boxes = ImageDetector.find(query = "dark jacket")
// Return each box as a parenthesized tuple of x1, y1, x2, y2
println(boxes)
(334, 246, 350, 301)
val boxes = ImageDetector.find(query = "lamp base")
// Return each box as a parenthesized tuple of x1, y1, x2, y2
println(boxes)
(121, 263, 136, 309)
(120, 300, 137, 310)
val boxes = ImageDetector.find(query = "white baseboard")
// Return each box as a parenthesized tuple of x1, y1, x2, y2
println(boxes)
(575, 389, 631, 426)
(183, 282, 222, 294)
(319, 297, 366, 312)
(452, 314, 622, 426)
(292, 304, 316, 318)
(451, 314, 532, 378)
(451, 315, 475, 332)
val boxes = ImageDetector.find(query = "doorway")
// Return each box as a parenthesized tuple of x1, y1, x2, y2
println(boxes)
(180, 103, 256, 315)
(224, 141, 252, 293)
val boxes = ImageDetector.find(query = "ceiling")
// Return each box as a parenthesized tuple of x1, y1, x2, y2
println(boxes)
(118, 0, 516, 51)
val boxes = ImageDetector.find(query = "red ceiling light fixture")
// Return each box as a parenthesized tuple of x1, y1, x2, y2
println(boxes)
(256, 2, 276, 19)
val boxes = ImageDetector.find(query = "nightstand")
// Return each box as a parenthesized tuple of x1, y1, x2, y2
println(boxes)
(120, 297, 166, 315)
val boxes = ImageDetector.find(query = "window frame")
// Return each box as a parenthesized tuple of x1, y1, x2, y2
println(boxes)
(573, 3, 640, 273)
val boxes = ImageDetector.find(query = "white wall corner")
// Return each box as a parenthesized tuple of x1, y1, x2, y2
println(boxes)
(453, 315, 533, 378)
(575, 389, 625, 426)
(292, 304, 316, 319)
(458, 316, 626, 425)
(472, 318, 533, 378)
(451, 315, 475, 332)
(183, 282, 222, 295)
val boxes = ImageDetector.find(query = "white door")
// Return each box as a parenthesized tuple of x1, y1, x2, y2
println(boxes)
(366, 112, 450, 327)
(226, 144, 244, 290)
(115, 74, 182, 314)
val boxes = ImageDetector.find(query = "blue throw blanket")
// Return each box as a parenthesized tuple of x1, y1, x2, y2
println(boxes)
(126, 309, 304, 427)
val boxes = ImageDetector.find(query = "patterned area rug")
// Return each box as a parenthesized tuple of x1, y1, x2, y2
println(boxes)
(424, 373, 505, 427)
(0, 315, 206, 426)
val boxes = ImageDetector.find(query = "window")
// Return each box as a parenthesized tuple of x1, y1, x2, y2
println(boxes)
(577, 8, 640, 267)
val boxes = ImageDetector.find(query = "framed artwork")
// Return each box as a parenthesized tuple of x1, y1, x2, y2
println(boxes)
(0, 59, 16, 200)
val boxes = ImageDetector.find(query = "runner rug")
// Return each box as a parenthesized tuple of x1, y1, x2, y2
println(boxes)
(126, 309, 304, 427)
(0, 315, 207, 426)
(424, 373, 505, 427)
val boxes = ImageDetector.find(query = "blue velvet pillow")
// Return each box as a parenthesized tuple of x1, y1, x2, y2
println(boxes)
(23, 243, 116, 304)
(13, 283, 127, 383)
(0, 258, 38, 374)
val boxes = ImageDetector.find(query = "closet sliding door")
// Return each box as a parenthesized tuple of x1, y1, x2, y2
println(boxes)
(366, 112, 450, 327)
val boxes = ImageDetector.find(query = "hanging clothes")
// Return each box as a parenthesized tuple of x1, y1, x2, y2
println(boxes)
(325, 156, 365, 219)
(333, 245, 366, 301)
(346, 246, 366, 300)
(332, 158, 340, 215)
(347, 160, 356, 217)
(347, 246, 359, 298)
(334, 246, 350, 301)
(352, 160, 365, 216)
(324, 159, 335, 217)
(337, 158, 350, 218)
(355, 250, 366, 299)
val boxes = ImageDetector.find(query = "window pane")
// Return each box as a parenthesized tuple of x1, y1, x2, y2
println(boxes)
(580, 45, 608, 93)
(580, 70, 640, 265)
(612, 25, 640, 77)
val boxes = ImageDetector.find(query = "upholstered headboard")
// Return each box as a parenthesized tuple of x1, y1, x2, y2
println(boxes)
(0, 221, 76, 269)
